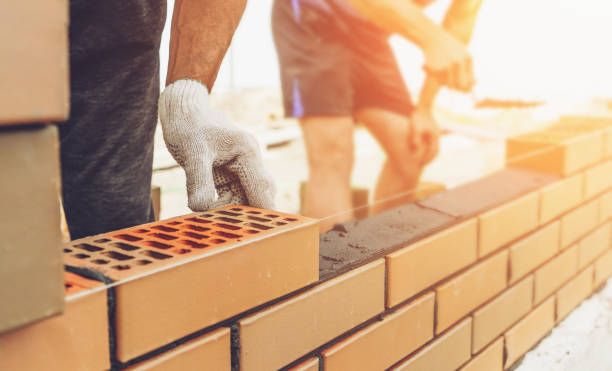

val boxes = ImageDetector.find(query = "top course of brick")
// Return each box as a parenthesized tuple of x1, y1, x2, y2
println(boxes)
(64, 205, 316, 282)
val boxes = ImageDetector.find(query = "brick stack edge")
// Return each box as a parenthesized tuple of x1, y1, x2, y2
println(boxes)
(1, 117, 612, 370)
(0, 0, 70, 333)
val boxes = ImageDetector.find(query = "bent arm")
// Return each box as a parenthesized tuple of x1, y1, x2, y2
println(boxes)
(166, 0, 247, 88)
(418, 0, 483, 110)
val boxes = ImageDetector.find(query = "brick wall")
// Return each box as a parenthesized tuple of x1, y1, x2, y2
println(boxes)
(2, 117, 611, 370)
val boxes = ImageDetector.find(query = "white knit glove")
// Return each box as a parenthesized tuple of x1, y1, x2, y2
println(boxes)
(159, 79, 276, 211)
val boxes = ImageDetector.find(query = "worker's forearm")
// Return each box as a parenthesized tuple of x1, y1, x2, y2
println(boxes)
(417, 0, 483, 110)
(348, 0, 447, 50)
(166, 0, 247, 88)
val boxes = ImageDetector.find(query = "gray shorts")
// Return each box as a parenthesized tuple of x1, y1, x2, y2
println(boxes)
(272, 0, 414, 118)
(60, 0, 167, 239)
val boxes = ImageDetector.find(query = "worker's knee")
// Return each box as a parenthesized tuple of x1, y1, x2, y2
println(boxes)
(308, 139, 354, 179)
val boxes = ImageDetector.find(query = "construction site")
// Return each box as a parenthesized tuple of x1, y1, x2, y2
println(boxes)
(3, 0, 612, 370)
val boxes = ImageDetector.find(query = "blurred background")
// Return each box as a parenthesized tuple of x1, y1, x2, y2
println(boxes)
(153, 0, 612, 219)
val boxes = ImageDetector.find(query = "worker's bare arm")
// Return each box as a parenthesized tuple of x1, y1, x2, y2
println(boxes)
(418, 0, 483, 110)
(166, 0, 247, 88)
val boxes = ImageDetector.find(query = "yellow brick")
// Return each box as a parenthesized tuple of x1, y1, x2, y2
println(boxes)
(239, 260, 385, 371)
(386, 219, 477, 307)
(595, 249, 612, 287)
(459, 337, 503, 371)
(600, 190, 612, 222)
(322, 293, 434, 371)
(556, 266, 594, 322)
(504, 297, 555, 369)
(506, 129, 604, 176)
(509, 222, 560, 284)
(534, 245, 578, 303)
(560, 199, 600, 248)
(125, 328, 230, 371)
(289, 358, 319, 371)
(539, 174, 584, 224)
(479, 193, 539, 257)
(472, 276, 533, 353)
(436, 250, 508, 334)
(584, 159, 612, 200)
(578, 222, 611, 269)
(391, 318, 472, 371)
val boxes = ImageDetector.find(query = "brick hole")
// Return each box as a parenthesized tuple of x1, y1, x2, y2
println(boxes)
(151, 225, 179, 233)
(246, 222, 272, 231)
(214, 222, 242, 231)
(91, 259, 110, 265)
(74, 243, 104, 252)
(180, 240, 209, 249)
(134, 259, 153, 265)
(167, 221, 182, 225)
(115, 234, 142, 242)
(140, 250, 172, 260)
(172, 248, 192, 255)
(112, 265, 131, 271)
(265, 214, 280, 218)
(275, 222, 288, 226)
(110, 242, 140, 251)
(186, 217, 213, 224)
(149, 233, 178, 241)
(216, 210, 242, 217)
(143, 241, 173, 250)
(215, 217, 242, 224)
(101, 251, 134, 261)
(63, 248, 72, 253)
(244, 230, 260, 234)
(284, 217, 299, 222)
(213, 231, 242, 239)
(200, 213, 214, 218)
(230, 207, 243, 211)
(247, 215, 271, 223)
(186, 224, 210, 232)
(94, 238, 111, 243)
(65, 283, 73, 289)
(134, 229, 149, 234)
(210, 238, 226, 244)
(73, 253, 90, 259)
(181, 231, 208, 240)
(246, 211, 261, 215)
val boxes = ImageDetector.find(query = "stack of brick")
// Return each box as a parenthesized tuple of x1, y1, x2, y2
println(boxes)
(0, 0, 69, 333)
(2, 117, 612, 370)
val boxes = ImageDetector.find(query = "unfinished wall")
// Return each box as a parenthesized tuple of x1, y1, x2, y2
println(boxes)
(2, 118, 611, 371)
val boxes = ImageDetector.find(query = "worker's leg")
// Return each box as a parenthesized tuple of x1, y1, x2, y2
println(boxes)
(355, 108, 424, 214)
(60, 0, 166, 239)
(300, 116, 355, 230)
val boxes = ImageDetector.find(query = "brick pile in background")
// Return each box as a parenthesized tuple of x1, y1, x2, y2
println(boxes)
(2, 117, 612, 371)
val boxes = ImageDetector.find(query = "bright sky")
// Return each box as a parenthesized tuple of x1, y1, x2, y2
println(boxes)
(160, 0, 612, 103)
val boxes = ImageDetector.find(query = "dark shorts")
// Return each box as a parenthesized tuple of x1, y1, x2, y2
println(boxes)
(60, 0, 166, 239)
(272, 0, 414, 118)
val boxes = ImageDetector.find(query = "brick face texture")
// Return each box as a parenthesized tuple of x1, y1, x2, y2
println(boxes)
(459, 338, 503, 371)
(472, 276, 533, 353)
(478, 193, 539, 257)
(322, 293, 434, 371)
(509, 221, 560, 284)
(239, 260, 385, 371)
(386, 219, 477, 307)
(504, 297, 555, 368)
(436, 250, 508, 334)
(392, 318, 472, 371)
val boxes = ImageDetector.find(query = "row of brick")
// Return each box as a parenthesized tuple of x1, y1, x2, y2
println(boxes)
(291, 226, 610, 371)
(236, 166, 612, 370)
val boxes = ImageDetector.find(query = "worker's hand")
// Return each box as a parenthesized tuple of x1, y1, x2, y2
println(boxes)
(423, 32, 474, 92)
(410, 108, 440, 166)
(159, 79, 276, 211)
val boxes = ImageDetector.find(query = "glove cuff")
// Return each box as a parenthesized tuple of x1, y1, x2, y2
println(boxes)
(159, 79, 211, 124)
